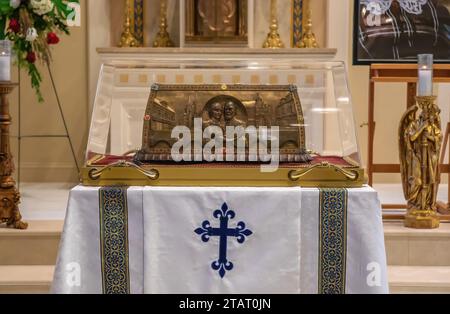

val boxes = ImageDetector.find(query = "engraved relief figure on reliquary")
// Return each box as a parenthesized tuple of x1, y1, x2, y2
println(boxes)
(185, 0, 248, 46)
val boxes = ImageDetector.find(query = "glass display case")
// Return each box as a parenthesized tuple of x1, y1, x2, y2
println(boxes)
(83, 58, 366, 187)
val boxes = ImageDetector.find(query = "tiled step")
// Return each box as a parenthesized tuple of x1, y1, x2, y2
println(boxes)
(2, 264, 448, 294)
(0, 265, 54, 294)
(0, 221, 63, 265)
(384, 222, 450, 266)
(389, 266, 450, 294)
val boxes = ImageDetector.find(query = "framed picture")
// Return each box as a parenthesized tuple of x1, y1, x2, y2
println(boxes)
(353, 0, 450, 65)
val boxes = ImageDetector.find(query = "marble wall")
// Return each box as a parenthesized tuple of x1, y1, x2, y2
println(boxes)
(110, 0, 327, 48)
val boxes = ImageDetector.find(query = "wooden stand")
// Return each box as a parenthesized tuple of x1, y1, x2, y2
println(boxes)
(437, 122, 450, 215)
(367, 64, 450, 216)
(0, 82, 27, 229)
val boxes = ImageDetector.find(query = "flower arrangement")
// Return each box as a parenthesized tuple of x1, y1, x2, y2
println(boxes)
(0, 0, 79, 101)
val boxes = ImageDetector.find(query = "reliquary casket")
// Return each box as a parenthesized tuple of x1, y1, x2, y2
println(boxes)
(82, 57, 366, 187)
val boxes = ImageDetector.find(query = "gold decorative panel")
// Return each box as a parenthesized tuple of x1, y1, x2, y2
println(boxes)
(135, 83, 312, 163)
(185, 0, 248, 46)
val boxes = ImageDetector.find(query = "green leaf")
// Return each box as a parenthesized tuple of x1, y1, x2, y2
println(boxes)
(0, 17, 5, 40)
(0, 0, 14, 15)
(33, 14, 48, 32)
(52, 0, 80, 19)
(28, 63, 44, 102)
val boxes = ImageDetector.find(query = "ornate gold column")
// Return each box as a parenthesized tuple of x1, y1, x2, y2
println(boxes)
(119, 0, 139, 47)
(0, 83, 27, 230)
(263, 0, 285, 49)
(153, 0, 175, 47)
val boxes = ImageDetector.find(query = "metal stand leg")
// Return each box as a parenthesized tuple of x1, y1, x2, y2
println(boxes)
(46, 63, 80, 174)
(17, 65, 21, 189)
(15, 64, 80, 186)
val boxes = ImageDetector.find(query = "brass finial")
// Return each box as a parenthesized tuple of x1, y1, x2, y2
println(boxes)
(153, 0, 175, 47)
(119, 0, 139, 47)
(298, 9, 318, 48)
(263, 0, 285, 49)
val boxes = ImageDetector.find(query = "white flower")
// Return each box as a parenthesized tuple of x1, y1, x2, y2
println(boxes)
(9, 0, 21, 9)
(26, 27, 38, 42)
(29, 0, 54, 16)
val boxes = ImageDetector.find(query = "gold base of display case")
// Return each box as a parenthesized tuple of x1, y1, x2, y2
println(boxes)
(80, 162, 367, 188)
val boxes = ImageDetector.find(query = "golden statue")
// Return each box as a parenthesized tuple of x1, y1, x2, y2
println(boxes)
(399, 96, 442, 229)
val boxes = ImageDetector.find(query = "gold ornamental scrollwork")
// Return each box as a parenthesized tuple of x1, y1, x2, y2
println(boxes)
(289, 162, 359, 182)
(0, 83, 27, 229)
(89, 160, 160, 181)
(399, 96, 442, 229)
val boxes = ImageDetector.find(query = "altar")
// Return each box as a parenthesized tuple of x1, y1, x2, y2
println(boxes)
(52, 185, 388, 294)
(50, 50, 389, 294)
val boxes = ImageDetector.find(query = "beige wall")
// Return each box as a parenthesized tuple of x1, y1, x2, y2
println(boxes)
(9, 0, 88, 183)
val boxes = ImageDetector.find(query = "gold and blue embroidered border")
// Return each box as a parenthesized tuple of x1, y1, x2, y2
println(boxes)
(133, 0, 144, 46)
(318, 188, 348, 294)
(99, 187, 130, 294)
(291, 0, 303, 47)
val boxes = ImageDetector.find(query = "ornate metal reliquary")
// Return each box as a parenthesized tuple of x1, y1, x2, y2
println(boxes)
(82, 59, 366, 187)
(135, 84, 312, 163)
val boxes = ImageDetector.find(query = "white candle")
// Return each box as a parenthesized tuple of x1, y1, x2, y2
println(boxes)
(418, 68, 433, 96)
(0, 53, 10, 82)
(0, 40, 11, 81)
(417, 54, 434, 96)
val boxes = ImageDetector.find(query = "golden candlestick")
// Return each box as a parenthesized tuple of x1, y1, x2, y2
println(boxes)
(0, 83, 27, 230)
(119, 0, 139, 47)
(399, 96, 441, 229)
(298, 7, 318, 48)
(263, 0, 285, 49)
(153, 0, 175, 48)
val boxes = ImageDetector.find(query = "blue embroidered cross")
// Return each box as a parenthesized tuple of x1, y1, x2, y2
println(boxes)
(195, 202, 253, 278)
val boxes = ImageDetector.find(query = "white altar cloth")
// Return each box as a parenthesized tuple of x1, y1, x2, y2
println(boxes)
(52, 186, 388, 294)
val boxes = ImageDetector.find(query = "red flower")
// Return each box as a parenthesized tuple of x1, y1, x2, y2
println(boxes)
(26, 52, 36, 64)
(8, 18, 20, 33)
(46, 32, 60, 45)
